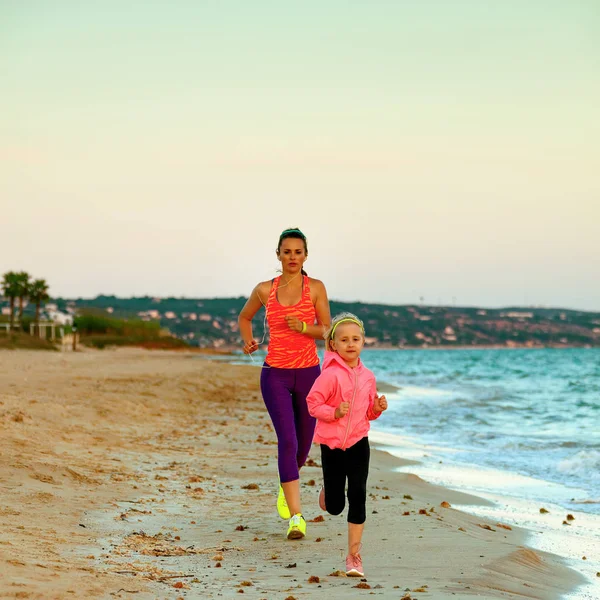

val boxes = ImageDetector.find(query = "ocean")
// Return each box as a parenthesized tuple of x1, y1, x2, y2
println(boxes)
(364, 347, 600, 515)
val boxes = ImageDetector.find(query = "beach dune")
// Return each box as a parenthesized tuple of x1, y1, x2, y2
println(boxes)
(0, 349, 585, 599)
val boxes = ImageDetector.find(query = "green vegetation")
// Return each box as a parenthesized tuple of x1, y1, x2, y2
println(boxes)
(74, 311, 189, 349)
(75, 312, 162, 336)
(29, 278, 50, 333)
(1, 271, 59, 349)
(0, 332, 57, 351)
(1, 271, 21, 330)
(1, 271, 50, 332)
(80, 335, 190, 350)
(1, 272, 190, 351)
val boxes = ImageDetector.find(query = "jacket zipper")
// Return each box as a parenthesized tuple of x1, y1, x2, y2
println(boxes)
(341, 370, 358, 450)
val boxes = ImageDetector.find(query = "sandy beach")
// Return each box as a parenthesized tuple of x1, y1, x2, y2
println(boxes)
(0, 349, 587, 599)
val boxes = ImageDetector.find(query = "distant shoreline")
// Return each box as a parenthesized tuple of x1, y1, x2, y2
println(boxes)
(214, 342, 598, 354)
(29, 296, 598, 351)
(364, 343, 598, 351)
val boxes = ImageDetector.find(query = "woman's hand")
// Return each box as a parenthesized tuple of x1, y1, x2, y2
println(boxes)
(284, 315, 305, 333)
(373, 394, 388, 413)
(243, 339, 259, 354)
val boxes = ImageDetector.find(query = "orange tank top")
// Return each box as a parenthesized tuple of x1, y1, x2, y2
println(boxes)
(265, 275, 319, 369)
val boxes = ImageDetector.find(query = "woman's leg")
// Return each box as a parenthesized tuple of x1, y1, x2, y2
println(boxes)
(281, 479, 301, 516)
(291, 364, 319, 469)
(260, 366, 302, 515)
(280, 365, 319, 516)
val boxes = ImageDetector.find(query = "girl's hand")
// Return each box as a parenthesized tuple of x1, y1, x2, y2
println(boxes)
(284, 315, 304, 333)
(243, 339, 259, 354)
(374, 394, 388, 413)
(335, 401, 350, 419)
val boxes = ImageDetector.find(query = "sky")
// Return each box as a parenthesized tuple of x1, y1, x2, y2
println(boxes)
(1, 1, 599, 310)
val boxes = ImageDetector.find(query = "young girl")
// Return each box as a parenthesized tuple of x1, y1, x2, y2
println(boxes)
(306, 312, 387, 578)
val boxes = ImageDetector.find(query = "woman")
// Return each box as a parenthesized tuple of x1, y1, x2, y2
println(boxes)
(238, 227, 330, 540)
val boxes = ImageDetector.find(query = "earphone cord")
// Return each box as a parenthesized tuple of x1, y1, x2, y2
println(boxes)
(246, 272, 301, 368)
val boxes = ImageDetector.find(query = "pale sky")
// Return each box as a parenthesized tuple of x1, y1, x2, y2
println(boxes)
(1, 1, 599, 310)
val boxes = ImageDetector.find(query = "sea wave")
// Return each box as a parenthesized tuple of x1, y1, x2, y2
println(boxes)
(368, 348, 600, 510)
(557, 450, 600, 479)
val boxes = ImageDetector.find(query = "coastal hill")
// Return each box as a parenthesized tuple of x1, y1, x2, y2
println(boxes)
(45, 295, 600, 349)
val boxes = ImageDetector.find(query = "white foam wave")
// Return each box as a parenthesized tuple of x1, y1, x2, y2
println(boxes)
(394, 385, 457, 400)
(558, 450, 600, 479)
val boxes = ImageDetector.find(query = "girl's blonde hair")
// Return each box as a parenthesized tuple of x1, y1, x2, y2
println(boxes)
(324, 312, 365, 350)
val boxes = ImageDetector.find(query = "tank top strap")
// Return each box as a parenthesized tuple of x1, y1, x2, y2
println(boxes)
(301, 275, 310, 301)
(265, 277, 279, 305)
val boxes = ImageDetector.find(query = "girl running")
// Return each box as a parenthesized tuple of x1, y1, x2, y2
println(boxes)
(307, 312, 387, 577)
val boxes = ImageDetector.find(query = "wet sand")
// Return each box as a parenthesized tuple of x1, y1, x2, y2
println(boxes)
(0, 349, 585, 599)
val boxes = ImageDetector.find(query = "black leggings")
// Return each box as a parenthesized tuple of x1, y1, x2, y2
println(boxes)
(320, 437, 370, 525)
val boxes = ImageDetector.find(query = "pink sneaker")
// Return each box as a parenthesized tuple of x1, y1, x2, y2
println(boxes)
(345, 552, 364, 578)
(318, 486, 326, 511)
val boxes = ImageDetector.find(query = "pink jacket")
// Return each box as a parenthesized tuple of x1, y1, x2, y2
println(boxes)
(307, 351, 381, 450)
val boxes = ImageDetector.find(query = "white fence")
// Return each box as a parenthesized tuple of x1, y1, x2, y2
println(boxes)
(29, 322, 61, 340)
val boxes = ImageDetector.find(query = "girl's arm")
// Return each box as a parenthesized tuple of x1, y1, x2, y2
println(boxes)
(367, 380, 386, 420)
(238, 282, 269, 353)
(307, 372, 337, 422)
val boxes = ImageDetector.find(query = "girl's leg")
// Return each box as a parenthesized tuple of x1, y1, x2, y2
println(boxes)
(345, 437, 370, 553)
(348, 522, 365, 556)
(260, 366, 302, 514)
(291, 364, 320, 469)
(320, 444, 346, 516)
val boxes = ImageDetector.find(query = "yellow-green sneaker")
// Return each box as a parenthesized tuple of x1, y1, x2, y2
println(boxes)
(287, 513, 306, 540)
(277, 484, 291, 519)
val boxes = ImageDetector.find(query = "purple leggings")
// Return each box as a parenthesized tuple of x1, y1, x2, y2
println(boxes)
(260, 363, 320, 484)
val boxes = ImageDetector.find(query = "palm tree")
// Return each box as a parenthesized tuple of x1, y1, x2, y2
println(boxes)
(1, 271, 20, 330)
(29, 279, 50, 336)
(15, 271, 31, 330)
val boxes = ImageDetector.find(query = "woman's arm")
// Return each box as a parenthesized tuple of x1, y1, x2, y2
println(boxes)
(238, 282, 269, 354)
(312, 278, 331, 339)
